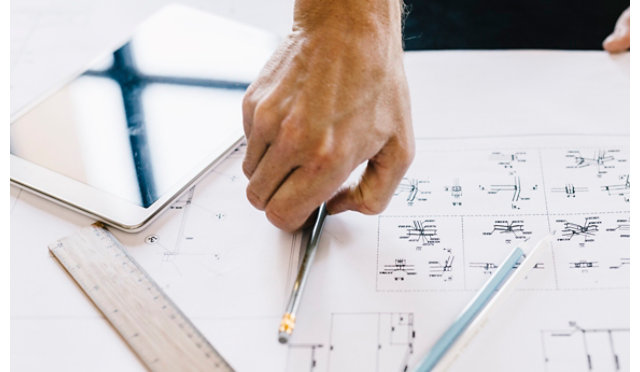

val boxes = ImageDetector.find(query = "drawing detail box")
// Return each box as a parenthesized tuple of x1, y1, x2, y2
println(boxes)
(10, 4, 278, 231)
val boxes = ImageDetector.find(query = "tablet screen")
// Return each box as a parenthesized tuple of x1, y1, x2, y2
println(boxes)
(10, 7, 276, 207)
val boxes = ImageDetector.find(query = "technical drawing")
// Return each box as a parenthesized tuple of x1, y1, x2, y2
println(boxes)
(514, 261, 545, 270)
(379, 259, 418, 281)
(378, 215, 463, 290)
(394, 178, 430, 206)
(480, 151, 540, 209)
(170, 189, 194, 210)
(606, 219, 630, 238)
(489, 151, 528, 169)
(569, 260, 599, 273)
(482, 219, 532, 243)
(208, 143, 245, 182)
(137, 179, 241, 269)
(551, 184, 589, 198)
(553, 212, 629, 289)
(428, 250, 455, 282)
(142, 187, 196, 263)
(461, 215, 552, 290)
(608, 258, 629, 270)
(286, 343, 324, 372)
(478, 176, 538, 209)
(565, 149, 626, 177)
(398, 220, 440, 249)
(601, 174, 629, 203)
(556, 217, 601, 245)
(444, 178, 463, 206)
(541, 322, 629, 372)
(328, 313, 415, 372)
(469, 261, 500, 275)
(469, 260, 543, 275)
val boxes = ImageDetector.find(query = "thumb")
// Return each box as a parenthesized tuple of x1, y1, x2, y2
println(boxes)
(327, 137, 414, 215)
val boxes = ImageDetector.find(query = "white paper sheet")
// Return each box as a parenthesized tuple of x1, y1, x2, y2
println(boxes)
(11, 133, 629, 371)
(10, 2, 630, 370)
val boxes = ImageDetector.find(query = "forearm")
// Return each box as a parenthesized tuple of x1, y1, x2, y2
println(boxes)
(292, 0, 404, 47)
(286, 0, 406, 113)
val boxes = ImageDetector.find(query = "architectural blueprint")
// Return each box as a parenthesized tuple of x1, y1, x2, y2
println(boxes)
(102, 134, 630, 371)
(10, 122, 630, 371)
(9, 2, 630, 369)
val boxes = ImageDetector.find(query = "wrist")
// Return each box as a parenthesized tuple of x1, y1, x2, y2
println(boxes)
(292, 0, 404, 49)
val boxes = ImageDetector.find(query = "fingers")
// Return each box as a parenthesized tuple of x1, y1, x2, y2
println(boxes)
(240, 29, 413, 231)
(261, 151, 352, 232)
(242, 85, 292, 178)
(245, 139, 299, 211)
(603, 8, 630, 53)
(603, 31, 630, 53)
(327, 136, 414, 215)
(242, 101, 281, 178)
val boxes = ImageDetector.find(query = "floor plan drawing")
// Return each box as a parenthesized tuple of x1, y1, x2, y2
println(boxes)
(327, 313, 415, 372)
(541, 322, 629, 372)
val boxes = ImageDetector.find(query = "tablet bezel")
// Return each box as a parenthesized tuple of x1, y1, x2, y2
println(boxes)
(10, 132, 244, 232)
(9, 5, 263, 232)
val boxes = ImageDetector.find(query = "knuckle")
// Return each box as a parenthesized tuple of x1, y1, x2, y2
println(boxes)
(242, 88, 257, 118)
(243, 118, 253, 138)
(401, 143, 416, 168)
(253, 100, 279, 131)
(307, 136, 340, 173)
(392, 136, 415, 170)
(265, 206, 299, 232)
(278, 113, 305, 146)
(246, 186, 266, 211)
(241, 158, 253, 178)
(359, 196, 388, 215)
(307, 156, 329, 175)
(354, 185, 388, 215)
(241, 94, 252, 113)
(242, 90, 258, 137)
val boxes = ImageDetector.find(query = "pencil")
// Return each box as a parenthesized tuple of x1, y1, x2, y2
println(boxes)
(278, 202, 328, 344)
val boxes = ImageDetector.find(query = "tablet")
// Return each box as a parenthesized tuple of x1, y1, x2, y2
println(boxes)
(10, 5, 278, 232)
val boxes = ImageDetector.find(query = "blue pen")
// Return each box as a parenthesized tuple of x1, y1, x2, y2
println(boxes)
(413, 234, 553, 372)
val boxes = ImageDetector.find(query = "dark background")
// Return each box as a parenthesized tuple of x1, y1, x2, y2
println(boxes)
(402, 0, 630, 50)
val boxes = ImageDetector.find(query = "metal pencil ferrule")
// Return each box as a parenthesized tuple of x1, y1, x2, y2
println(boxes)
(279, 313, 296, 334)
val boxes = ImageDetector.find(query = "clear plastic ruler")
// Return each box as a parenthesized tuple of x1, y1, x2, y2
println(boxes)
(49, 223, 234, 372)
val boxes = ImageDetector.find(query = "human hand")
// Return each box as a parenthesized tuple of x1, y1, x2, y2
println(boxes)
(241, 0, 414, 231)
(603, 7, 630, 53)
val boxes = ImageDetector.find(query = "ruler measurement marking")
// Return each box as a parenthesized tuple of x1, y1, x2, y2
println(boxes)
(49, 224, 233, 372)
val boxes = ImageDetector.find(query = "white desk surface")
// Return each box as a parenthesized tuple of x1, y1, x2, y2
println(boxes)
(11, 0, 629, 371)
